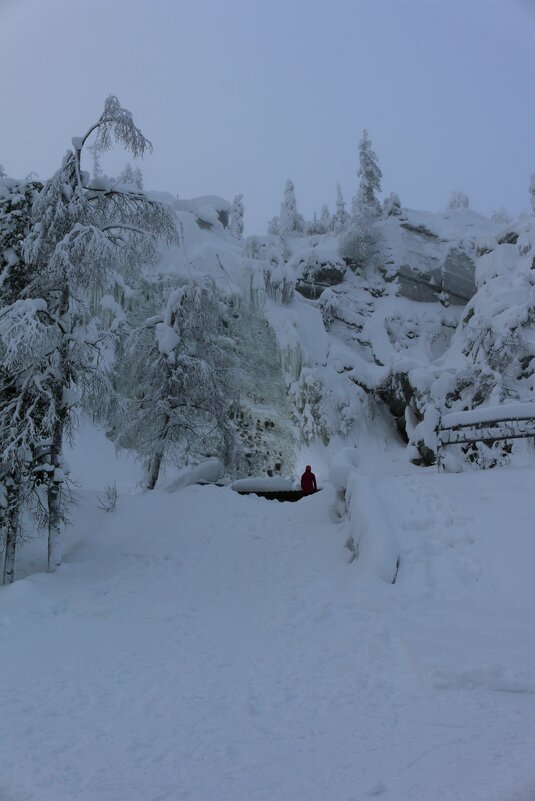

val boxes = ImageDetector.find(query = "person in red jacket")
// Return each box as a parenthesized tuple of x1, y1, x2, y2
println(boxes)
(300, 465, 317, 495)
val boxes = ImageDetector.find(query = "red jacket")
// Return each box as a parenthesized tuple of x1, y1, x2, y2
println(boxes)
(301, 468, 317, 495)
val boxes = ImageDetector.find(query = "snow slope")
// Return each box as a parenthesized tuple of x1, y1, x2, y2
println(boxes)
(2, 467, 535, 801)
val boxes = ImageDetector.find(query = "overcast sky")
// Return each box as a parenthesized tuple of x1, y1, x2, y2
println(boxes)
(1, 0, 534, 232)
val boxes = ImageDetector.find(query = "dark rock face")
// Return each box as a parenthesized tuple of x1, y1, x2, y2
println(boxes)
(295, 280, 328, 299)
(196, 219, 213, 230)
(399, 221, 442, 240)
(442, 248, 476, 301)
(497, 229, 519, 246)
(396, 247, 476, 305)
(304, 263, 346, 285)
(376, 371, 415, 424)
(295, 260, 346, 299)
(398, 263, 442, 303)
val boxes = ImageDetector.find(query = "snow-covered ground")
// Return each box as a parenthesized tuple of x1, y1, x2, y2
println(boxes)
(2, 460, 535, 801)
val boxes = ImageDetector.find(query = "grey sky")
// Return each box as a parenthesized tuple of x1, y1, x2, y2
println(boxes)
(1, 0, 534, 233)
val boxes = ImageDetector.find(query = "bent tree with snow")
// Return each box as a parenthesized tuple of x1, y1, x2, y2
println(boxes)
(0, 96, 176, 577)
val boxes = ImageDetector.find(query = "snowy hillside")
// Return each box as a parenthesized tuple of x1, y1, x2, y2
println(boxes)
(133, 193, 508, 475)
(3, 461, 535, 801)
(3, 107, 535, 801)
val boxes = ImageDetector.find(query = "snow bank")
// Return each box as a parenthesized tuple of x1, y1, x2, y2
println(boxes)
(329, 447, 360, 491)
(164, 458, 224, 492)
(345, 473, 399, 584)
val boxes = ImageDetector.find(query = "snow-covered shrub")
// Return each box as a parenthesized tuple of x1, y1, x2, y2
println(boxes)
(97, 482, 118, 512)
(462, 441, 511, 470)
(263, 263, 295, 304)
(244, 235, 286, 263)
(318, 288, 340, 330)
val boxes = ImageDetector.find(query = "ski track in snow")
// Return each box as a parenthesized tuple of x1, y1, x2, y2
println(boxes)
(2, 475, 535, 801)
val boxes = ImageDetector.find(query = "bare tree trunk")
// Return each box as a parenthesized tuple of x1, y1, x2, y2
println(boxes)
(47, 416, 64, 573)
(48, 284, 69, 573)
(2, 504, 19, 585)
(47, 484, 62, 571)
(146, 447, 164, 490)
(145, 418, 168, 491)
(2, 475, 22, 585)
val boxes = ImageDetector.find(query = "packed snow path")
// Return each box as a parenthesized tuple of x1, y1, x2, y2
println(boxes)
(2, 473, 535, 801)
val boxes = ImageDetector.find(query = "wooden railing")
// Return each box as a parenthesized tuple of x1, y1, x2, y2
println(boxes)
(436, 403, 535, 470)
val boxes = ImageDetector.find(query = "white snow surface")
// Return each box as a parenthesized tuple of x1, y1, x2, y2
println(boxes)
(231, 476, 296, 492)
(2, 460, 535, 801)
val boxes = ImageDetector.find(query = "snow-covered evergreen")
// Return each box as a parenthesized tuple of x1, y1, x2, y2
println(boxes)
(356, 129, 382, 216)
(319, 204, 331, 233)
(116, 279, 240, 489)
(230, 193, 244, 239)
(332, 183, 350, 232)
(447, 190, 470, 210)
(279, 179, 305, 237)
(340, 130, 382, 268)
(87, 142, 103, 183)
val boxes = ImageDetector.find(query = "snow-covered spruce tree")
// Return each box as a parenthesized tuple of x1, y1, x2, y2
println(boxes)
(0, 176, 43, 583)
(87, 142, 103, 183)
(357, 130, 382, 216)
(117, 278, 240, 490)
(447, 191, 469, 210)
(530, 174, 535, 214)
(230, 194, 244, 240)
(14, 96, 177, 571)
(319, 204, 331, 234)
(118, 162, 135, 186)
(133, 166, 143, 191)
(340, 130, 382, 269)
(306, 211, 321, 235)
(279, 180, 305, 237)
(332, 183, 350, 232)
